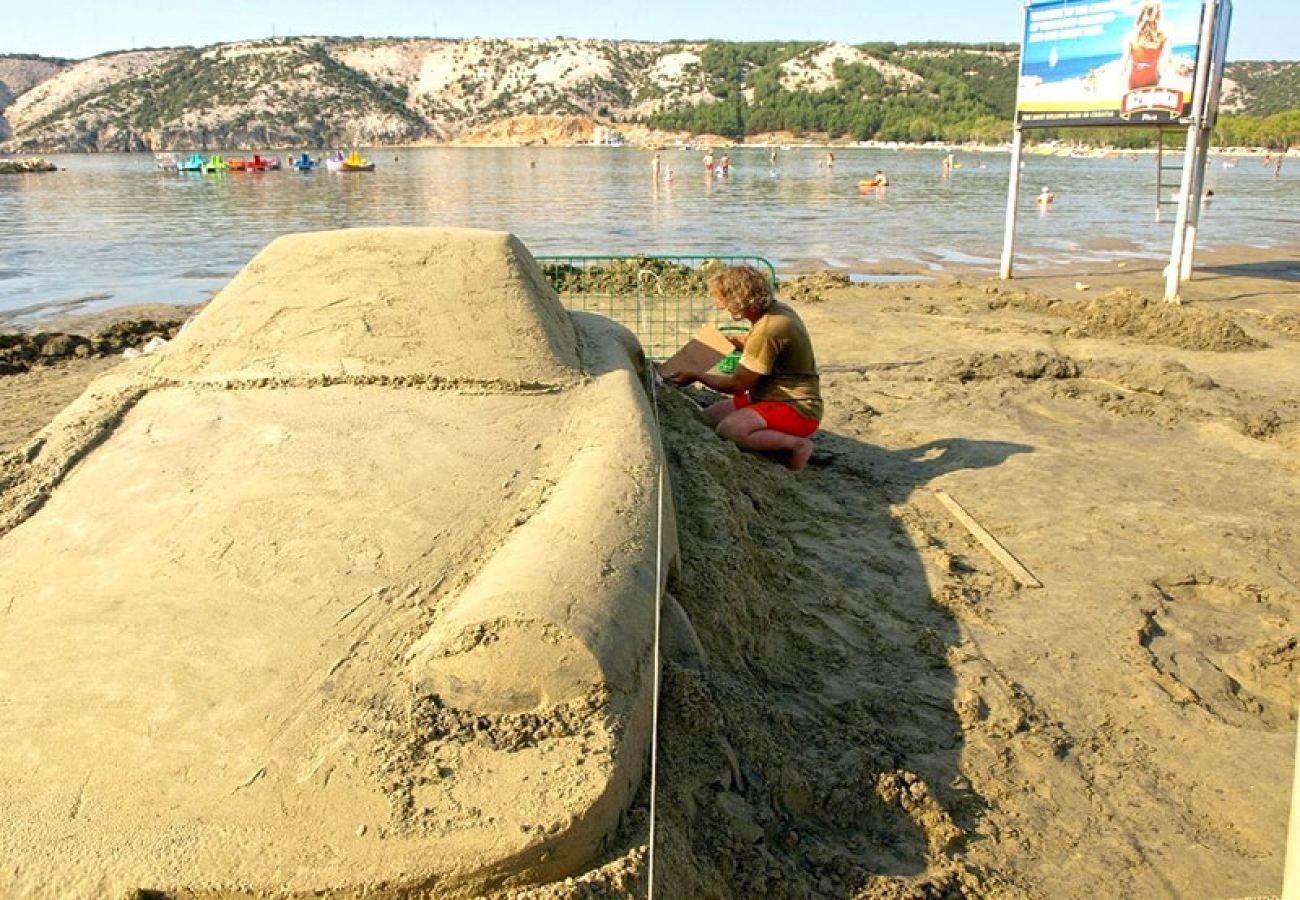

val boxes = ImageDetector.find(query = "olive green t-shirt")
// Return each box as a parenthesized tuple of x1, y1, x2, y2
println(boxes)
(739, 301, 823, 420)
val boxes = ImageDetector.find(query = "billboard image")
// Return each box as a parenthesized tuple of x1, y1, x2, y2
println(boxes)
(1017, 0, 1205, 128)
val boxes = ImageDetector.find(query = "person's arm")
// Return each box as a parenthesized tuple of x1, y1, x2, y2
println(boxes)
(693, 364, 761, 396)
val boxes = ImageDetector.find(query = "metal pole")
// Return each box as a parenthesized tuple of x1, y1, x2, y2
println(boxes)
(1181, 0, 1224, 283)
(1163, 126, 1199, 302)
(1164, 0, 1219, 302)
(1181, 126, 1212, 281)
(1155, 129, 1164, 223)
(1285, 705, 1300, 900)
(1179, 0, 1221, 283)
(1000, 125, 1024, 280)
(1002, 0, 1032, 281)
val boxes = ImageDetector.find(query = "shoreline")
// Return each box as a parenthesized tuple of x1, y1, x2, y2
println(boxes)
(8, 133, 1299, 156)
(3, 241, 1298, 332)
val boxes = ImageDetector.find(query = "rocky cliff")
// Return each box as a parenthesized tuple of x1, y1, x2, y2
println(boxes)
(0, 38, 1294, 152)
(0, 37, 712, 152)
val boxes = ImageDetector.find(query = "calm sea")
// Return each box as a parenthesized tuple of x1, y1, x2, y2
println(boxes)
(0, 145, 1296, 322)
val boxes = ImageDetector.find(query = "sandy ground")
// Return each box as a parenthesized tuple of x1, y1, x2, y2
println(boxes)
(1, 243, 1296, 898)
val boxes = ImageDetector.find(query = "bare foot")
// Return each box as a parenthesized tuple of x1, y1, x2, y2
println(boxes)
(786, 439, 814, 472)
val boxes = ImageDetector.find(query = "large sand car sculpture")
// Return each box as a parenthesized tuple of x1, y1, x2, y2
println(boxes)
(0, 228, 675, 898)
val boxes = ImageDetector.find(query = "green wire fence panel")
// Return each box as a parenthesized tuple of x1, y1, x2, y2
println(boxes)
(536, 255, 778, 361)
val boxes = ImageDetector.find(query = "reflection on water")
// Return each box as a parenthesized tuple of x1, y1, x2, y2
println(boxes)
(0, 146, 1296, 320)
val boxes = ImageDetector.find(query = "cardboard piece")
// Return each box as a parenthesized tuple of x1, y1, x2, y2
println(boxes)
(658, 324, 736, 379)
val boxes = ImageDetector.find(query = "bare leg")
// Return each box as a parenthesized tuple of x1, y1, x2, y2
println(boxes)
(702, 398, 737, 425)
(716, 408, 815, 472)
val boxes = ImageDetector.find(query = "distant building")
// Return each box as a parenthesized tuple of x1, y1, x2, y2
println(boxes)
(592, 125, 626, 146)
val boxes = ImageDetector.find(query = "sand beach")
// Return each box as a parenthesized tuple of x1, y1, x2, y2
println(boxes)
(0, 240, 1296, 898)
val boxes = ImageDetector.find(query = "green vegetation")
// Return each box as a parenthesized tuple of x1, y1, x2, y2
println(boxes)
(646, 41, 1297, 146)
(1223, 62, 1300, 116)
(4, 38, 1297, 152)
(646, 40, 1019, 142)
(542, 257, 728, 296)
(1214, 111, 1300, 149)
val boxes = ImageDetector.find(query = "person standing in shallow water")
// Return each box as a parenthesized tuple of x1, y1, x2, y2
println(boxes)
(661, 266, 823, 472)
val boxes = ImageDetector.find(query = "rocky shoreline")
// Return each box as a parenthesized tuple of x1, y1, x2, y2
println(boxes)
(0, 157, 56, 173)
(0, 318, 181, 375)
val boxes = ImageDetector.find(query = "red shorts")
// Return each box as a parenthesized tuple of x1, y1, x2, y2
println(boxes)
(734, 393, 820, 438)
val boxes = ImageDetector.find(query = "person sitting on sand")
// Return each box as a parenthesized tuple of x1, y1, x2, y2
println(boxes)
(1036, 186, 1056, 205)
(661, 265, 822, 472)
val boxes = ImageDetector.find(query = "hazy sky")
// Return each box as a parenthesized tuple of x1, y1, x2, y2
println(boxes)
(1, 0, 1290, 62)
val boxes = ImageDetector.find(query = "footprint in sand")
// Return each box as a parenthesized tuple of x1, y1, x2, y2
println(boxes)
(1137, 574, 1297, 731)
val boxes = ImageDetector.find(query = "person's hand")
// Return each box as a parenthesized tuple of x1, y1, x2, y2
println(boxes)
(659, 367, 696, 386)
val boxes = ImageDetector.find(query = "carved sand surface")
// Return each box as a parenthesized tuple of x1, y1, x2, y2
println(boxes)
(0, 228, 672, 898)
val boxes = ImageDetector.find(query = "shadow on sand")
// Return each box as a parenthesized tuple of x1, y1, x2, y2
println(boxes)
(1196, 259, 1300, 283)
(649, 388, 1033, 898)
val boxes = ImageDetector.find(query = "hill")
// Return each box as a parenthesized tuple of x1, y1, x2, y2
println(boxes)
(1, 39, 1296, 152)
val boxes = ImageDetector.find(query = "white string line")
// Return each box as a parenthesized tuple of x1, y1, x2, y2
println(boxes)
(644, 338, 665, 900)
(643, 273, 666, 900)
(646, 446, 665, 900)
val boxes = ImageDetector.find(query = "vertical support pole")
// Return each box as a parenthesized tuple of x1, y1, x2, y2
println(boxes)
(1163, 125, 1199, 302)
(1180, 0, 1221, 284)
(1165, 0, 1219, 302)
(1181, 126, 1212, 281)
(1155, 129, 1165, 223)
(1000, 125, 1024, 280)
(1285, 706, 1300, 900)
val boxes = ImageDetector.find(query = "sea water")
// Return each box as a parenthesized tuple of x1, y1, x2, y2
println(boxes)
(0, 145, 1296, 321)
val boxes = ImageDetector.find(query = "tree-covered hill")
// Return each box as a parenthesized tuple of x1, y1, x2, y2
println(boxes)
(1222, 61, 1300, 116)
(1, 39, 1296, 153)
(648, 42, 1020, 143)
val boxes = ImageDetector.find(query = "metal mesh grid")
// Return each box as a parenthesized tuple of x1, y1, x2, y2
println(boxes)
(537, 255, 777, 361)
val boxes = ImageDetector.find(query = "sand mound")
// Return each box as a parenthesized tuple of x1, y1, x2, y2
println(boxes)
(0, 228, 669, 898)
(135, 227, 583, 388)
(784, 272, 852, 305)
(918, 350, 1082, 383)
(865, 346, 1300, 441)
(1245, 310, 1300, 341)
(995, 287, 1265, 352)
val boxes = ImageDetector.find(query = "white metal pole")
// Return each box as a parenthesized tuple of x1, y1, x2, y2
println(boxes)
(1000, 125, 1024, 280)
(1180, 0, 1221, 283)
(1181, 126, 1212, 281)
(1284, 705, 1300, 900)
(1164, 0, 1219, 302)
(1163, 126, 1199, 302)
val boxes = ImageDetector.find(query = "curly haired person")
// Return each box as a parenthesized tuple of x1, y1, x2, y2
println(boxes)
(662, 265, 822, 471)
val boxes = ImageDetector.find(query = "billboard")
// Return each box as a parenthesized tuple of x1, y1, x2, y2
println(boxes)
(1017, 0, 1205, 128)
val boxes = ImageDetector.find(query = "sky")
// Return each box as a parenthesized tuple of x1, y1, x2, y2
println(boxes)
(1, 0, 1294, 62)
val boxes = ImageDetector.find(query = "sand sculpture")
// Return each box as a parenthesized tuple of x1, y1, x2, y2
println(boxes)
(0, 227, 675, 897)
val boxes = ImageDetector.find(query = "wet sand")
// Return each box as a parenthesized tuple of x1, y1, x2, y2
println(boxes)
(1, 243, 1297, 898)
